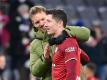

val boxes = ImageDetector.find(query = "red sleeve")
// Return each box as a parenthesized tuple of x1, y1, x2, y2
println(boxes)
(80, 49, 90, 65)
(62, 38, 79, 80)
(65, 59, 77, 80)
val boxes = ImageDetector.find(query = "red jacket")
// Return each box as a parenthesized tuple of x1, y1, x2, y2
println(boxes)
(52, 37, 80, 80)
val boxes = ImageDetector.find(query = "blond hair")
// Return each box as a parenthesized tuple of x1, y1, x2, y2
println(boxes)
(29, 5, 46, 19)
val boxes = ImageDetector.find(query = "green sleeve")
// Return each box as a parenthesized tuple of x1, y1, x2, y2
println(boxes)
(30, 39, 51, 77)
(65, 26, 90, 43)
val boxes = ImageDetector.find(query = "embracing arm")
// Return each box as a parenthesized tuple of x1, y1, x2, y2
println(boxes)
(80, 49, 90, 65)
(65, 26, 90, 43)
(30, 39, 51, 77)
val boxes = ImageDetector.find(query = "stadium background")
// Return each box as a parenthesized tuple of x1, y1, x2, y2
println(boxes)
(0, 0, 107, 80)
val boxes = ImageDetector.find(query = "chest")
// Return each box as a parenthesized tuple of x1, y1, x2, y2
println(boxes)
(53, 46, 65, 64)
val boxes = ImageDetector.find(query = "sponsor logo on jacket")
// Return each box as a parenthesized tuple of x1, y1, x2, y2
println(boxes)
(65, 47, 75, 52)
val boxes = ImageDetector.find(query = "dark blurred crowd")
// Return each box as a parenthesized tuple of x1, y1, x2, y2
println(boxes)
(0, 0, 34, 80)
(80, 25, 107, 80)
(0, 0, 107, 80)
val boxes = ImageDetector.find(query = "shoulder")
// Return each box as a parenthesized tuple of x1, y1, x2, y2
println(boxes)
(30, 39, 42, 49)
(59, 37, 78, 51)
(65, 26, 90, 33)
(31, 39, 41, 45)
(63, 37, 77, 45)
(30, 39, 44, 54)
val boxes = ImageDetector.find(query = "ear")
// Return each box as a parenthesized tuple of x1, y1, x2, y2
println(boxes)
(58, 21, 63, 27)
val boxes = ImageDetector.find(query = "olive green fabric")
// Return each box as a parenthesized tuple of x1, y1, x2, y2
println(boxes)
(65, 26, 90, 43)
(30, 26, 90, 80)
(32, 26, 90, 43)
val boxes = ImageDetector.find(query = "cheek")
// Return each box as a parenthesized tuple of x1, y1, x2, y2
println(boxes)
(32, 22, 38, 28)
(41, 20, 45, 25)
(47, 23, 53, 28)
(53, 24, 58, 30)
(51, 24, 56, 30)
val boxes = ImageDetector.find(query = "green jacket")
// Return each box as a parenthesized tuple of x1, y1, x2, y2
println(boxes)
(30, 26, 90, 80)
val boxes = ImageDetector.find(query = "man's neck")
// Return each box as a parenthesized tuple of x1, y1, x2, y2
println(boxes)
(53, 28, 64, 38)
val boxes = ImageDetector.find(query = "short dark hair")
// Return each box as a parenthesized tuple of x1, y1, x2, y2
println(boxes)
(46, 9, 67, 27)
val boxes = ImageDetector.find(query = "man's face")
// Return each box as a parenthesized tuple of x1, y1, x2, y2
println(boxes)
(31, 11, 46, 31)
(44, 15, 59, 36)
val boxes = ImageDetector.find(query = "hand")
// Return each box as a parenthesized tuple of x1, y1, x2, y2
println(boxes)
(43, 43, 50, 59)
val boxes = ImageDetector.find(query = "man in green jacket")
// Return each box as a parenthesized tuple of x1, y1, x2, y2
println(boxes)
(29, 5, 90, 80)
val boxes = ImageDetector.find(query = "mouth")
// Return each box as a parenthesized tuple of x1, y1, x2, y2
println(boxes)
(46, 28, 50, 32)
(43, 25, 49, 30)
(40, 25, 44, 28)
(39, 25, 45, 30)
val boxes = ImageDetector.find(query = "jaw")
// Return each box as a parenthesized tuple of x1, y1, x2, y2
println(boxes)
(38, 27, 46, 32)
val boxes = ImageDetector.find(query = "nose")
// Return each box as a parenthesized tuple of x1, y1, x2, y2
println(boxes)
(43, 21, 48, 29)
(40, 21, 44, 26)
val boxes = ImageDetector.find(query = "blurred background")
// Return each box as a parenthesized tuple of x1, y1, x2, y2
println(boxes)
(0, 0, 107, 80)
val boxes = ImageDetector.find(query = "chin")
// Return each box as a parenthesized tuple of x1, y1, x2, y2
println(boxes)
(47, 32, 52, 35)
(47, 32, 51, 35)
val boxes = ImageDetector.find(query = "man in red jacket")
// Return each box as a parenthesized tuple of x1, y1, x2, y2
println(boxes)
(44, 9, 87, 80)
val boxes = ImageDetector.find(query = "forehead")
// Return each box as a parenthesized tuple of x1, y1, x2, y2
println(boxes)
(46, 14, 56, 22)
(31, 12, 46, 21)
(46, 15, 53, 19)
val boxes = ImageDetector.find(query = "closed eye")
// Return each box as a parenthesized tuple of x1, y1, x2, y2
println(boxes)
(41, 18, 45, 21)
(35, 21, 39, 24)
